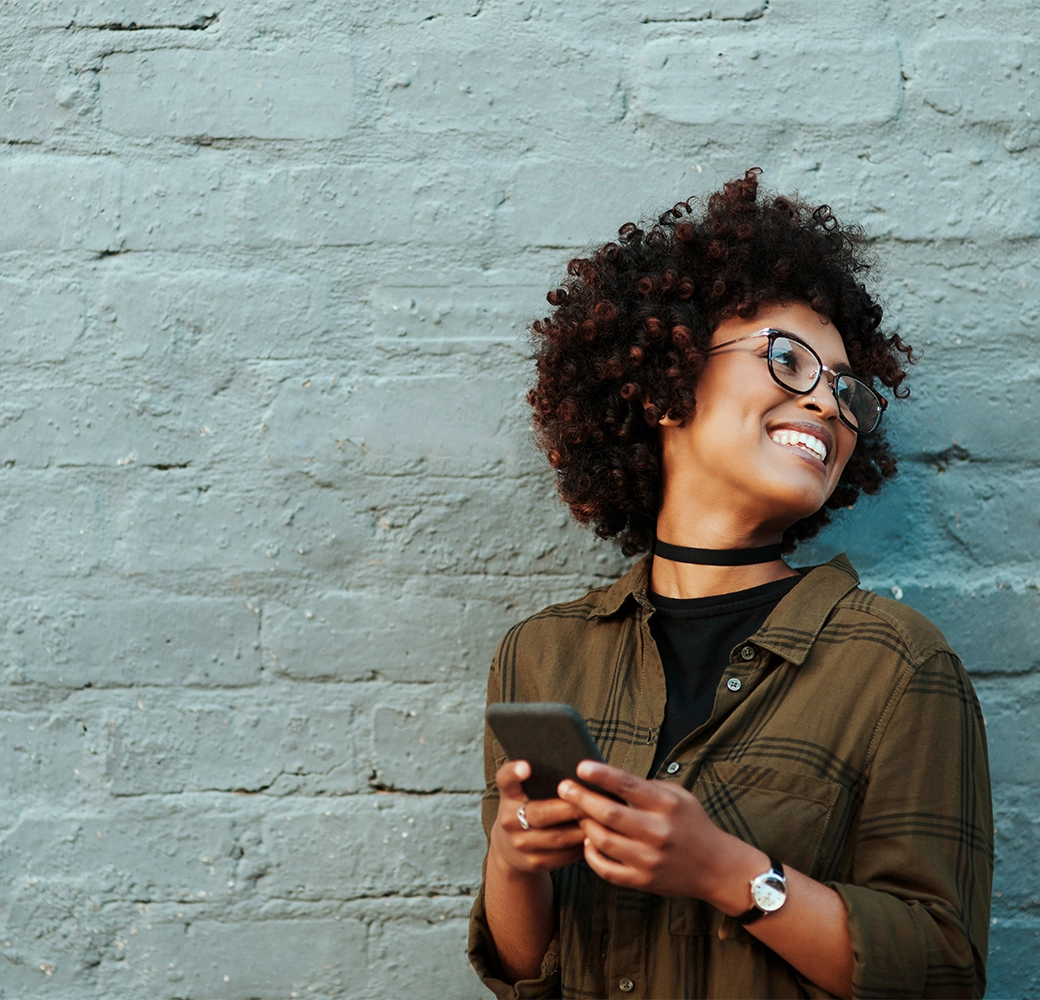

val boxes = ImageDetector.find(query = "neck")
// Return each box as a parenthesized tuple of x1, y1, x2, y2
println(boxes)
(649, 556, 796, 600)
(648, 522, 796, 600)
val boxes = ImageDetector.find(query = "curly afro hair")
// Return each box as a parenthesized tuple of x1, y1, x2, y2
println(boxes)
(527, 168, 914, 557)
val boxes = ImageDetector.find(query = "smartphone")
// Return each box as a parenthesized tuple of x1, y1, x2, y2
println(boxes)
(485, 702, 623, 802)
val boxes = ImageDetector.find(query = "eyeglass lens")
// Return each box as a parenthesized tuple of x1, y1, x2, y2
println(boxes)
(768, 336, 881, 433)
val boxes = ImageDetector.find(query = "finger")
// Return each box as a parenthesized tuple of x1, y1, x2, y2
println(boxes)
(515, 823, 587, 854)
(521, 798, 584, 829)
(574, 761, 667, 810)
(495, 759, 531, 801)
(558, 780, 649, 838)
(520, 845, 587, 873)
(493, 823, 585, 875)
(579, 817, 654, 870)
(582, 835, 641, 889)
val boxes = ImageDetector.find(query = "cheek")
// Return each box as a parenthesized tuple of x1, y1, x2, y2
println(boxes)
(831, 437, 858, 480)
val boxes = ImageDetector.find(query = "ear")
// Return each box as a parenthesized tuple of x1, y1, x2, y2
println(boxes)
(643, 398, 684, 428)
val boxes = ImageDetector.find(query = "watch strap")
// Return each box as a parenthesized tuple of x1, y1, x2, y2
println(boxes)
(735, 856, 785, 925)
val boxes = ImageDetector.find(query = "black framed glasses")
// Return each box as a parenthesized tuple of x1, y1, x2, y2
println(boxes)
(709, 328, 887, 435)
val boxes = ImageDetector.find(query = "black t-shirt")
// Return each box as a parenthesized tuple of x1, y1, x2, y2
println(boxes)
(647, 576, 800, 776)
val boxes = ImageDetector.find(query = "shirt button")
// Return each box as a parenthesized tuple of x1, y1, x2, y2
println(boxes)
(740, 645, 756, 661)
(619, 979, 634, 993)
(666, 761, 680, 774)
(727, 677, 742, 692)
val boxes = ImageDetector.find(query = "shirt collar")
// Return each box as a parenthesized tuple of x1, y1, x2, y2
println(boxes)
(584, 552, 860, 667)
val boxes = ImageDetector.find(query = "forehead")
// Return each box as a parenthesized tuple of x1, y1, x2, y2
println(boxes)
(712, 301, 849, 365)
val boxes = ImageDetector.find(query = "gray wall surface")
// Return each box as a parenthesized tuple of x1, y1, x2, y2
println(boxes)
(0, 1, 1037, 997)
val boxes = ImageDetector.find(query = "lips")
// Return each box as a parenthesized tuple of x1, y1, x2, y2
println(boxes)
(768, 423, 832, 464)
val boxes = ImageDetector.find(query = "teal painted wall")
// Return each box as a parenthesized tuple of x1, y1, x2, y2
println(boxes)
(0, 1, 1036, 996)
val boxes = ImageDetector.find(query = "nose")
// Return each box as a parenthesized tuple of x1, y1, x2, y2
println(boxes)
(796, 370, 841, 420)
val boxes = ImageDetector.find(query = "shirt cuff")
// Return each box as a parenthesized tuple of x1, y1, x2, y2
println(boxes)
(467, 877, 561, 999)
(828, 882, 930, 999)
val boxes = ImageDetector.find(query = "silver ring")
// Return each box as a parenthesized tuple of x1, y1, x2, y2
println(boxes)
(516, 805, 530, 831)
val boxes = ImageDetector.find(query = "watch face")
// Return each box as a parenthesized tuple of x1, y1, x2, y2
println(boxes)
(751, 875, 786, 912)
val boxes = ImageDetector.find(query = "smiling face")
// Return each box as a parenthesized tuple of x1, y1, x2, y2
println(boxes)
(655, 300, 859, 545)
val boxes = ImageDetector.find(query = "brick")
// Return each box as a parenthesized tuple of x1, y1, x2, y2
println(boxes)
(993, 787, 1040, 913)
(100, 50, 354, 140)
(10, 153, 241, 254)
(371, 692, 484, 792)
(638, 2, 767, 20)
(369, 917, 483, 998)
(381, 42, 623, 135)
(974, 674, 1040, 786)
(880, 253, 1040, 350)
(229, 163, 496, 250)
(986, 919, 1040, 1000)
(0, 156, 124, 253)
(0, 276, 86, 363)
(9, 1, 219, 28)
(96, 265, 334, 361)
(894, 585, 1040, 675)
(257, 795, 484, 900)
(104, 700, 358, 795)
(637, 38, 901, 125)
(260, 372, 532, 480)
(0, 473, 113, 582)
(1, 597, 260, 688)
(800, 463, 1040, 575)
(112, 478, 370, 577)
(0, 711, 85, 803)
(1, 155, 497, 254)
(746, 143, 1040, 243)
(102, 917, 367, 998)
(0, 802, 238, 903)
(846, 150, 1040, 242)
(0, 387, 212, 471)
(914, 39, 1039, 123)
(893, 366, 1040, 464)
(348, 475, 633, 579)
(0, 154, 236, 254)
(261, 590, 515, 682)
(505, 159, 710, 249)
(368, 273, 545, 346)
(0, 60, 87, 142)
(768, 463, 938, 578)
(927, 466, 1040, 567)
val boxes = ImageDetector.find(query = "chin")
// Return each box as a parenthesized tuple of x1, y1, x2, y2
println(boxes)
(761, 489, 829, 531)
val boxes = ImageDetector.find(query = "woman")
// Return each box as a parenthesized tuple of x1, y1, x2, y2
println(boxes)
(467, 170, 992, 999)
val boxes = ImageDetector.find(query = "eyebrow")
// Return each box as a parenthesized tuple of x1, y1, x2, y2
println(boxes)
(780, 331, 855, 376)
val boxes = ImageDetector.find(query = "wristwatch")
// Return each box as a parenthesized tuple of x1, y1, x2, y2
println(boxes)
(736, 856, 786, 924)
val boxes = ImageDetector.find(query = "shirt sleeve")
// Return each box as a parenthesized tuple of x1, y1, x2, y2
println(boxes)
(827, 650, 993, 999)
(467, 639, 562, 999)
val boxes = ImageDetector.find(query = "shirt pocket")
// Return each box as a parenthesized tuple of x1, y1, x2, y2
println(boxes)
(696, 760, 845, 875)
(669, 761, 846, 937)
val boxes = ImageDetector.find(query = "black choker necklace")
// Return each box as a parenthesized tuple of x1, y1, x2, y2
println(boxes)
(651, 538, 784, 566)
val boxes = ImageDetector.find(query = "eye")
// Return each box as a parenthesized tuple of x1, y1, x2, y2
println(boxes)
(770, 337, 804, 375)
(837, 377, 859, 401)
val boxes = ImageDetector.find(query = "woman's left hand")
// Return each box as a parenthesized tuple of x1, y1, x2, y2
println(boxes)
(559, 760, 733, 901)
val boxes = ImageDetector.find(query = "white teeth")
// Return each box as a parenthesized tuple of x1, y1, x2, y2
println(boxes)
(770, 429, 828, 463)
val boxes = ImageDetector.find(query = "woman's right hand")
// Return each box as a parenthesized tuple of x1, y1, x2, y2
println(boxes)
(489, 760, 587, 875)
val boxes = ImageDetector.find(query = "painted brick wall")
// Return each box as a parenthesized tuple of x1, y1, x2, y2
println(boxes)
(1, 1, 1037, 997)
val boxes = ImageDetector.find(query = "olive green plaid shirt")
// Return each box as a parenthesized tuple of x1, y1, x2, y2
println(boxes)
(468, 555, 992, 999)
